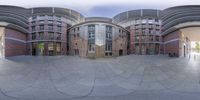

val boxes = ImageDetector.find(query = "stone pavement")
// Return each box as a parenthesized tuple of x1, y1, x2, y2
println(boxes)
(0, 55, 200, 100)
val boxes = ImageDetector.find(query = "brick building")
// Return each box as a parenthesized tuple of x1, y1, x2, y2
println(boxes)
(0, 5, 200, 57)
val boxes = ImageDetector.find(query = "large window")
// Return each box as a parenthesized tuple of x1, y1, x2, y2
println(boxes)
(39, 25, 44, 30)
(38, 32, 44, 39)
(55, 16, 61, 20)
(148, 18, 153, 24)
(106, 26, 112, 39)
(89, 44, 95, 52)
(57, 26, 61, 32)
(56, 33, 61, 40)
(56, 43, 61, 54)
(88, 25, 95, 53)
(32, 16, 37, 20)
(32, 26, 36, 31)
(39, 20, 45, 24)
(88, 32, 95, 39)
(48, 32, 54, 40)
(48, 20, 53, 24)
(48, 15, 53, 20)
(48, 42, 54, 56)
(135, 36, 139, 42)
(105, 43, 112, 51)
(48, 25, 53, 30)
(88, 25, 95, 39)
(142, 19, 147, 24)
(105, 26, 112, 56)
(38, 15, 46, 20)
(32, 33, 36, 40)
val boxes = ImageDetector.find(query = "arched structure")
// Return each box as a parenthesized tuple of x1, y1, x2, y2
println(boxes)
(68, 17, 129, 58)
(162, 5, 200, 57)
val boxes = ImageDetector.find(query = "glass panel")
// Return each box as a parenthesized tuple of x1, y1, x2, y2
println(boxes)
(56, 43, 61, 54)
(38, 43, 44, 56)
(32, 33, 36, 40)
(48, 32, 54, 40)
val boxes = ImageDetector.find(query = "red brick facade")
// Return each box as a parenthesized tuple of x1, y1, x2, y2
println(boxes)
(162, 30, 181, 56)
(4, 28, 27, 57)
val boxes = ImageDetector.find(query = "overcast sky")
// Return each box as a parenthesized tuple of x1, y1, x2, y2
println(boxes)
(0, 0, 200, 17)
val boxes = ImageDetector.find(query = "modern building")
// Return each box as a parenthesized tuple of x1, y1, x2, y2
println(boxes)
(69, 17, 129, 58)
(28, 7, 84, 56)
(0, 5, 200, 58)
(113, 9, 162, 55)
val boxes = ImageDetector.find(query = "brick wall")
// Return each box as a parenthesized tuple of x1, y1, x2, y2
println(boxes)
(4, 28, 27, 57)
(163, 30, 181, 56)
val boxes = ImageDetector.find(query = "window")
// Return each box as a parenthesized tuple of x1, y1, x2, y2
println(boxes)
(31, 26, 35, 31)
(150, 36, 154, 41)
(39, 25, 44, 30)
(136, 19, 141, 24)
(142, 29, 146, 34)
(56, 21, 62, 25)
(56, 43, 61, 54)
(38, 15, 46, 20)
(142, 19, 147, 23)
(57, 26, 61, 32)
(106, 26, 112, 39)
(156, 36, 159, 42)
(88, 25, 95, 31)
(48, 25, 53, 30)
(56, 33, 61, 40)
(48, 15, 53, 20)
(88, 32, 95, 39)
(142, 24, 146, 28)
(149, 29, 153, 34)
(32, 33, 36, 40)
(141, 36, 145, 42)
(39, 20, 45, 24)
(135, 25, 140, 29)
(105, 43, 112, 51)
(48, 42, 54, 55)
(48, 21, 53, 24)
(148, 18, 153, 24)
(89, 44, 95, 52)
(106, 33, 112, 39)
(38, 32, 44, 39)
(88, 25, 95, 39)
(48, 32, 54, 40)
(31, 21, 36, 25)
(55, 16, 61, 20)
(155, 19, 159, 22)
(32, 16, 37, 20)
(135, 36, 139, 42)
(156, 30, 160, 34)
(106, 26, 112, 32)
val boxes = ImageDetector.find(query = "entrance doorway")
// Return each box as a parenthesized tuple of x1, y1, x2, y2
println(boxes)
(180, 27, 200, 57)
(38, 43, 45, 56)
(119, 49, 123, 56)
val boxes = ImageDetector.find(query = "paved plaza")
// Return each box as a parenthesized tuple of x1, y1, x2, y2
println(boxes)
(0, 55, 200, 100)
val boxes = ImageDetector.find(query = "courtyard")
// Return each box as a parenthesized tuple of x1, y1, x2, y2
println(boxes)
(0, 55, 200, 100)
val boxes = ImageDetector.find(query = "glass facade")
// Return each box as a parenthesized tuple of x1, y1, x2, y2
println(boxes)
(105, 25, 112, 56)
(88, 25, 95, 53)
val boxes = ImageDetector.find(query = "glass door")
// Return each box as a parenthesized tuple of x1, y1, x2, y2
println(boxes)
(38, 42, 45, 56)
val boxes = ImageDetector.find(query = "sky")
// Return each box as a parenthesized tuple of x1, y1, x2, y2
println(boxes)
(0, 0, 200, 17)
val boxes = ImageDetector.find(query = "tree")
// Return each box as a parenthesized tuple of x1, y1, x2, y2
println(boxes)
(195, 42, 200, 53)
